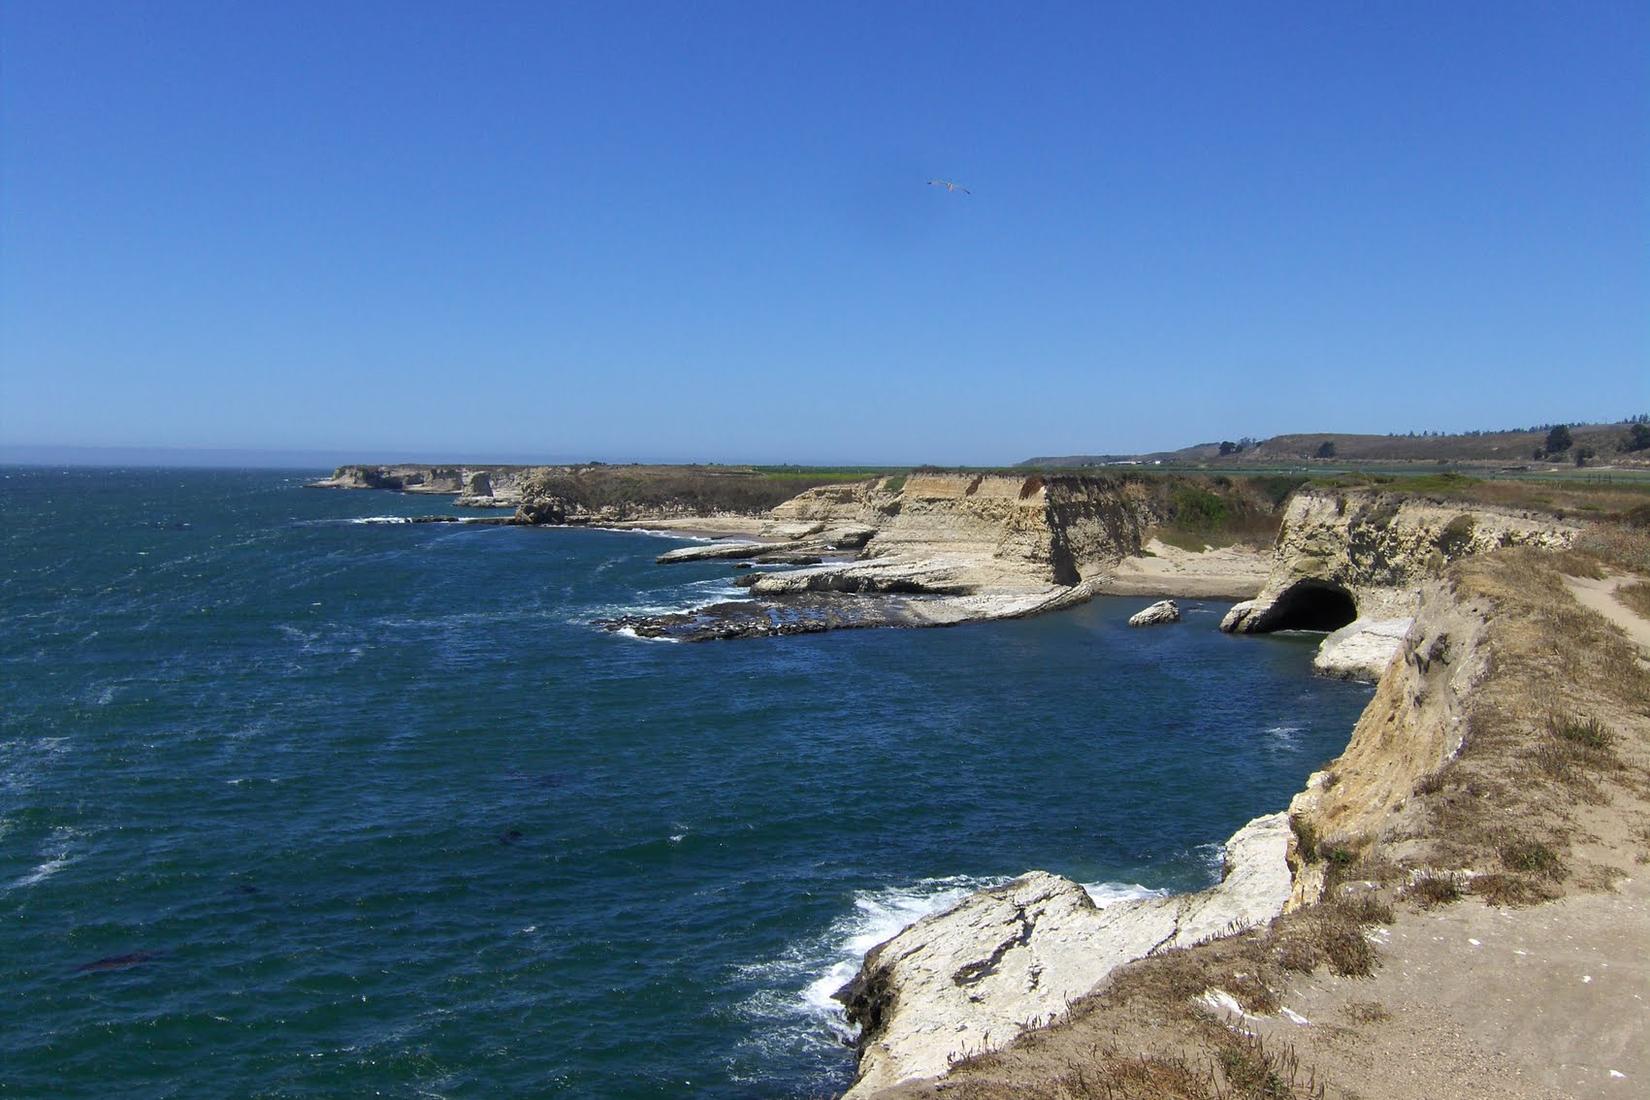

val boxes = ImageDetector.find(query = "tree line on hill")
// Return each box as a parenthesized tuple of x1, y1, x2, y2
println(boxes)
(1208, 415, 1650, 467)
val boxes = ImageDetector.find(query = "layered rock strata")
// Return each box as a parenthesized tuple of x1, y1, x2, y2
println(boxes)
(612, 474, 1163, 640)
(1283, 576, 1492, 908)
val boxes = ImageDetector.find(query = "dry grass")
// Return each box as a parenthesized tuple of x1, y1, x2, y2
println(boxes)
(1574, 520, 1650, 574)
(1617, 580, 1650, 621)
(1402, 876, 1463, 908)
(1322, 473, 1650, 521)
(932, 1030, 1329, 1100)
(1399, 548, 1650, 910)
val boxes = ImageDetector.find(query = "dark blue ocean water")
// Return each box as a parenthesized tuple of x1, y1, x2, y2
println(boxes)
(0, 468, 1371, 1098)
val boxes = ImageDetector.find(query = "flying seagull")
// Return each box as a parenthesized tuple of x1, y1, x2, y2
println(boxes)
(926, 178, 971, 194)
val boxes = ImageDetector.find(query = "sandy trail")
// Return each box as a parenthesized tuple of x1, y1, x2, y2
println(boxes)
(1245, 874, 1649, 1098)
(1563, 573, 1650, 662)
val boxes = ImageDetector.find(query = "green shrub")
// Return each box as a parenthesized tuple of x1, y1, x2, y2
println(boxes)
(1170, 485, 1228, 531)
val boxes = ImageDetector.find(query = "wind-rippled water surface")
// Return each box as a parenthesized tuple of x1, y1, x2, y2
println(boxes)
(0, 468, 1371, 1098)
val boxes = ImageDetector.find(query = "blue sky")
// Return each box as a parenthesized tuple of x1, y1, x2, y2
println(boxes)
(2, 2, 1646, 465)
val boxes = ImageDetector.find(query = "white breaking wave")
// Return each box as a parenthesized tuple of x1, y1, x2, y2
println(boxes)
(585, 526, 715, 542)
(579, 580, 753, 631)
(684, 578, 752, 601)
(348, 515, 415, 525)
(1263, 724, 1303, 750)
(611, 627, 682, 644)
(797, 877, 991, 1039)
(4, 826, 77, 894)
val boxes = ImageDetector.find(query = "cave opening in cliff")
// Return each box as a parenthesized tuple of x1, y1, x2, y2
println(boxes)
(1253, 579, 1358, 633)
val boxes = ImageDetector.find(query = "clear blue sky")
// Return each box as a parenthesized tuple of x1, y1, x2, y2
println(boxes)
(2, 2, 1646, 465)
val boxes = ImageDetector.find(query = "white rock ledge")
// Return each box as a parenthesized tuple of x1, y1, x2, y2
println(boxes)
(1313, 617, 1414, 681)
(838, 813, 1295, 1096)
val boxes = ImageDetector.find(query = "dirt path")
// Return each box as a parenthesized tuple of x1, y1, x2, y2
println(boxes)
(1563, 573, 1650, 661)
(1245, 875, 1649, 1098)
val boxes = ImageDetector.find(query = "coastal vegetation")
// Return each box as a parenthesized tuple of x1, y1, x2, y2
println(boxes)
(1025, 416, 1650, 472)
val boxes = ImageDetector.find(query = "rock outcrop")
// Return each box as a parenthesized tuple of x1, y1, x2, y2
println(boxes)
(1127, 599, 1180, 626)
(1283, 577, 1491, 909)
(1219, 488, 1577, 679)
(838, 814, 1296, 1096)
(610, 474, 1168, 640)
(1222, 489, 1579, 635)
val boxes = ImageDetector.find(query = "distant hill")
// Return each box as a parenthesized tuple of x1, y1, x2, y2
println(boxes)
(1024, 420, 1650, 469)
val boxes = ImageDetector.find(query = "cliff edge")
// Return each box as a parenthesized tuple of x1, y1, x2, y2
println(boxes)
(848, 534, 1650, 1099)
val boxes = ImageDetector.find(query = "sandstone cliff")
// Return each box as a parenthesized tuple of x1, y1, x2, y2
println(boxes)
(751, 474, 1157, 595)
(768, 474, 1155, 581)
(1220, 488, 1579, 679)
(1282, 576, 1491, 908)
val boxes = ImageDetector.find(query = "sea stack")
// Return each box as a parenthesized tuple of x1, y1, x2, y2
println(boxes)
(1127, 599, 1181, 626)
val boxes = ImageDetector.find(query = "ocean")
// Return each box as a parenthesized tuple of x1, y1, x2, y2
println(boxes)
(0, 467, 1371, 1098)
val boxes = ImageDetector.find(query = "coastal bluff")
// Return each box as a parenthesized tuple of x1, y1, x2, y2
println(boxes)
(606, 472, 1251, 639)
(1220, 487, 1579, 679)
(309, 464, 1292, 640)
(309, 464, 534, 507)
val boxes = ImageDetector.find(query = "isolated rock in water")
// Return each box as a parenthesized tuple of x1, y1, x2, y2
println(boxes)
(1127, 599, 1180, 626)
(1313, 617, 1413, 680)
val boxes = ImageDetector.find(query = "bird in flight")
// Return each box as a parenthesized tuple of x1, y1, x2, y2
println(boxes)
(926, 179, 971, 194)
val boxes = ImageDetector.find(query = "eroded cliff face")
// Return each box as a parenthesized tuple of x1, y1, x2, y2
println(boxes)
(1283, 577, 1492, 908)
(762, 473, 1157, 589)
(1224, 489, 1579, 633)
(1219, 489, 1578, 680)
(610, 474, 1166, 640)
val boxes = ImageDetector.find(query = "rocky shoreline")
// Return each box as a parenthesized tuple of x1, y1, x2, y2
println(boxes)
(311, 461, 1629, 1095)
(315, 466, 1232, 642)
(827, 494, 1611, 1098)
